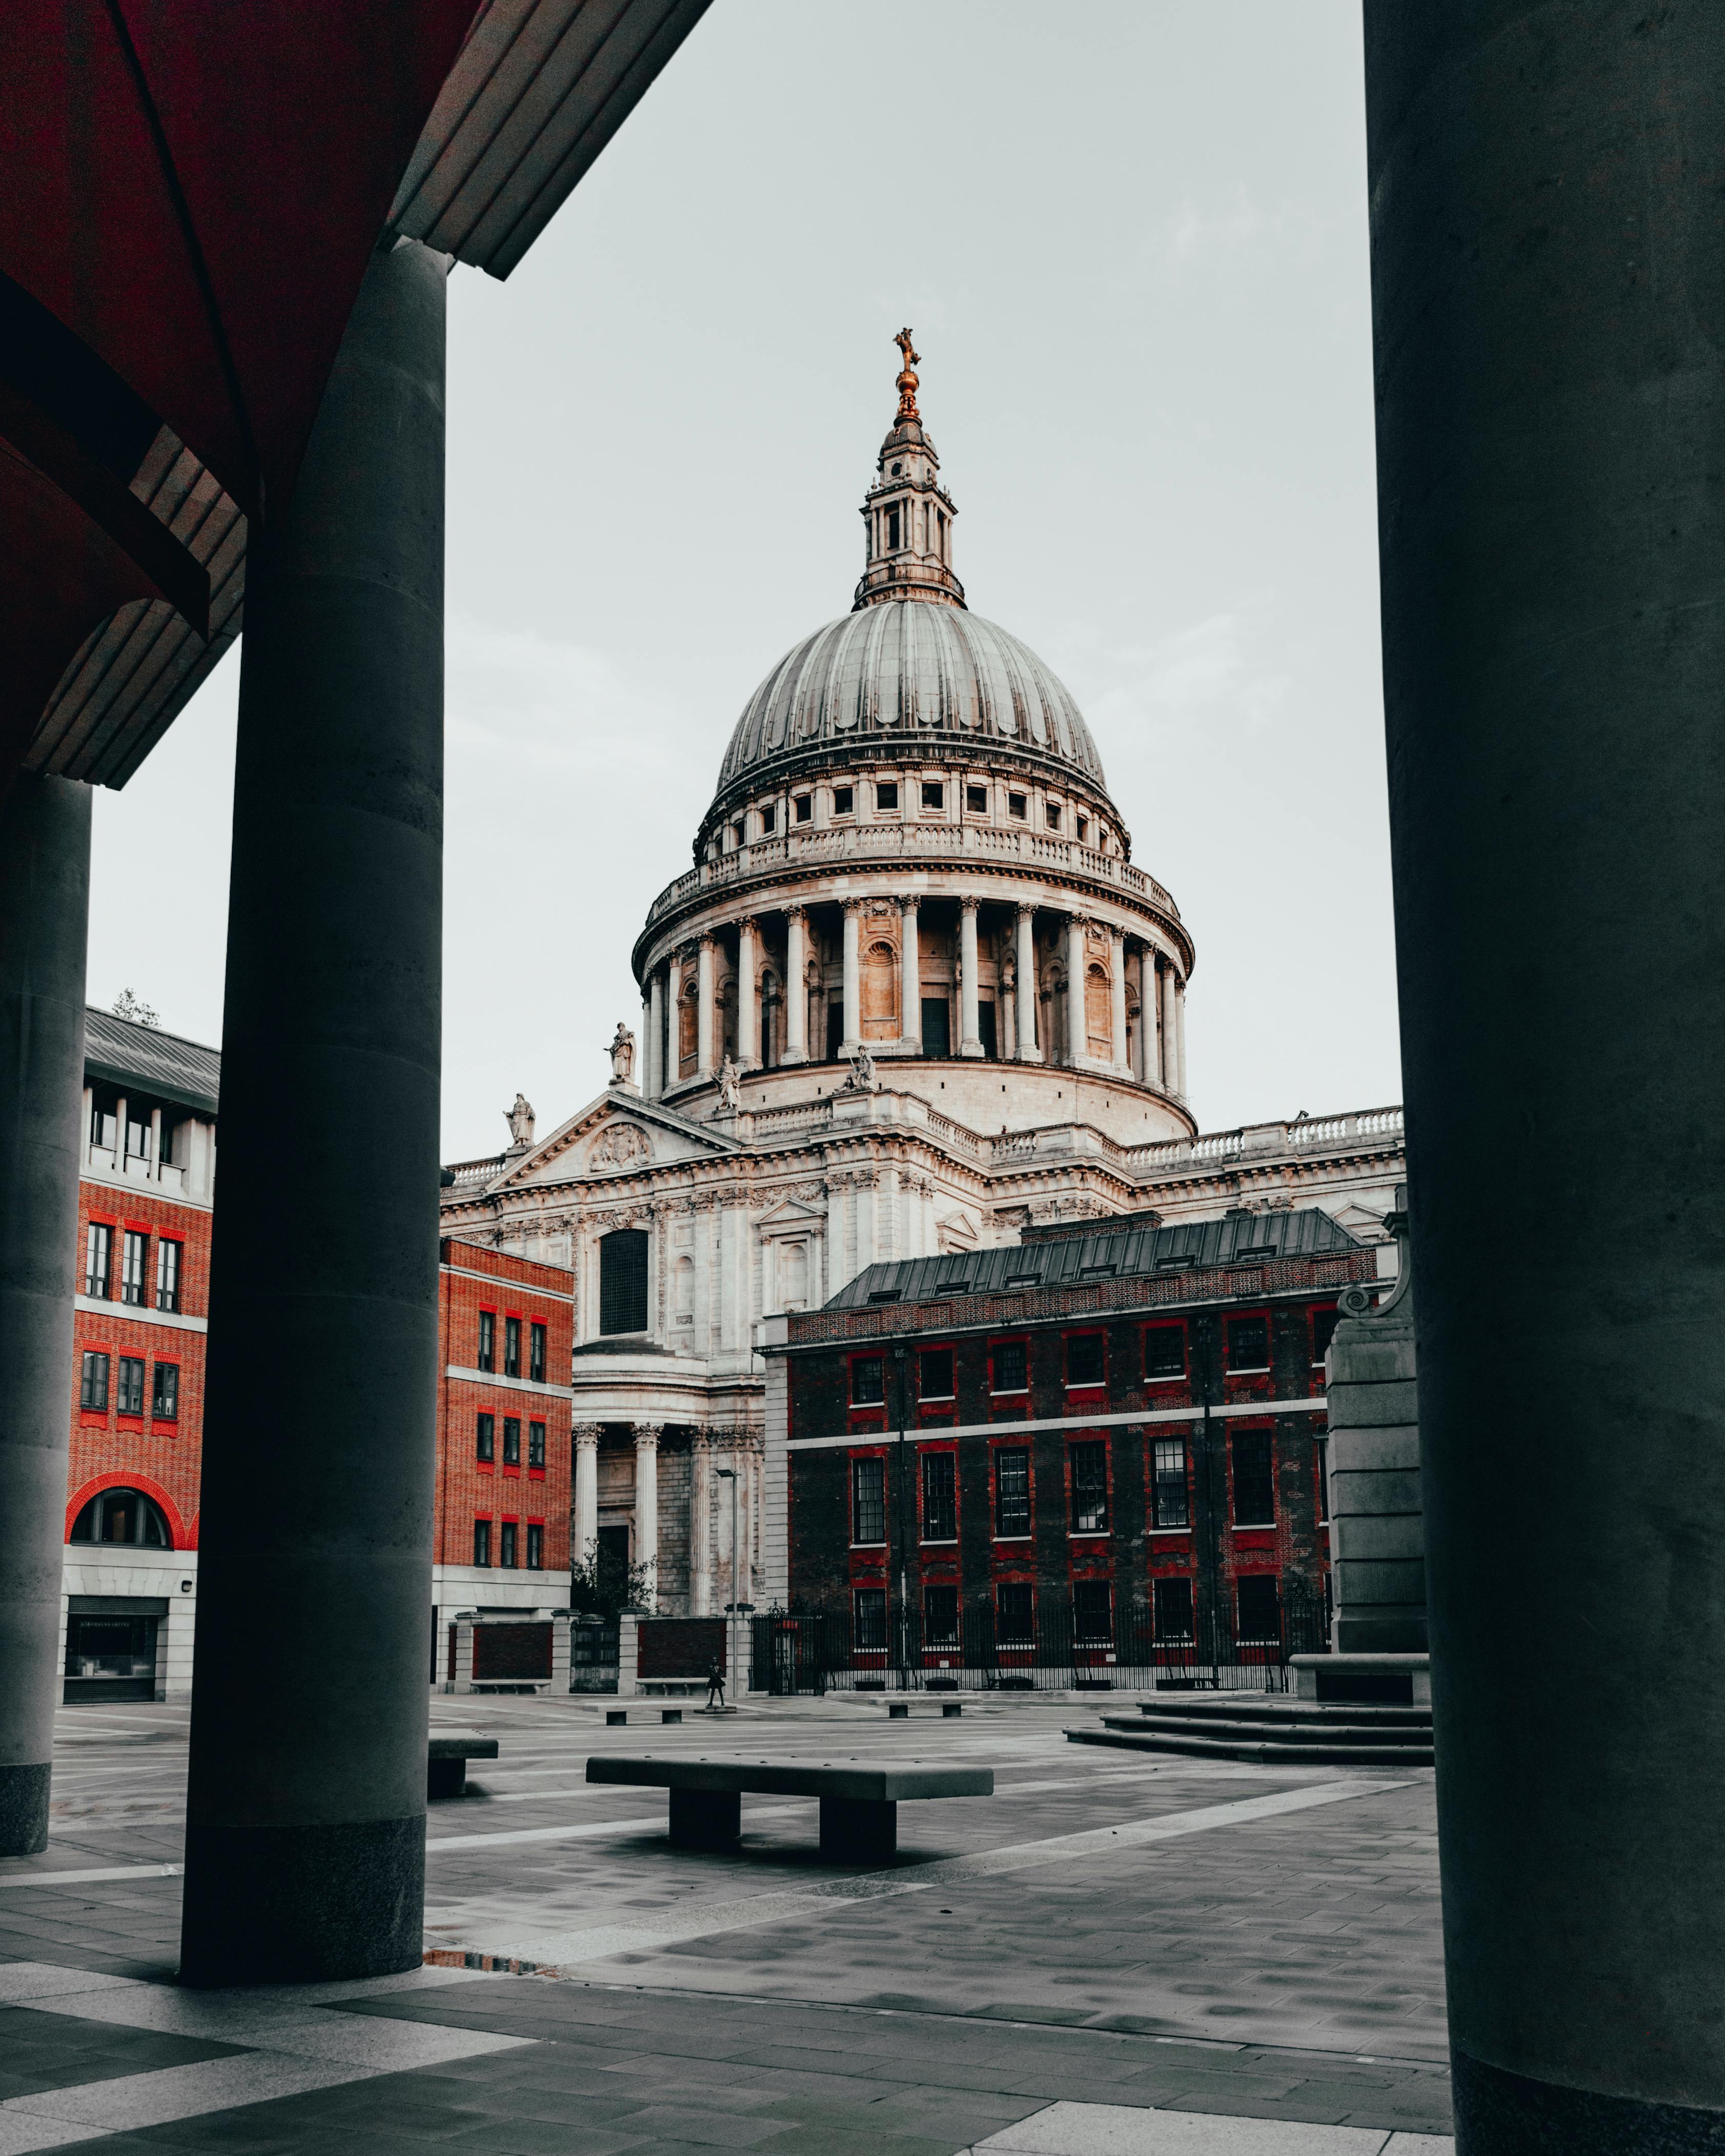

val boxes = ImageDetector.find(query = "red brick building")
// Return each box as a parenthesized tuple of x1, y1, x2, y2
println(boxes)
(433, 1239, 574, 1660)
(64, 1010, 219, 1700)
(766, 1207, 1386, 1689)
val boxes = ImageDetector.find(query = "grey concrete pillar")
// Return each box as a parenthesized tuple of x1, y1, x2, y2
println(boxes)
(179, 237, 447, 1986)
(1365, 9, 1725, 2144)
(0, 776, 91, 1856)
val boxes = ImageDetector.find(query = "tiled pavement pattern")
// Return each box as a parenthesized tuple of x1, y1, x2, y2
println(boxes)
(0, 1696, 1453, 2153)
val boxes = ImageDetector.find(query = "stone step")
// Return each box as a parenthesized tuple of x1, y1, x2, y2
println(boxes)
(1124, 1708, 1431, 1744)
(1137, 1696, 1431, 1730)
(1068, 1724, 1435, 1768)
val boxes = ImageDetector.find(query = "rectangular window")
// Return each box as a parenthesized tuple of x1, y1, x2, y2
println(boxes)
(151, 1362, 178, 1420)
(477, 1310, 495, 1372)
(476, 1413, 495, 1463)
(1143, 1325, 1185, 1380)
(991, 1339, 1027, 1394)
(1008, 791, 1027, 820)
(1226, 1314, 1270, 1371)
(526, 1523, 544, 1570)
(155, 1239, 181, 1314)
(84, 1222, 111, 1299)
(919, 1347, 954, 1400)
(1232, 1430, 1276, 1527)
(599, 1229, 650, 1335)
(852, 1456, 886, 1545)
(995, 1448, 1030, 1538)
(997, 1580, 1034, 1643)
(504, 1316, 521, 1378)
(876, 781, 899, 811)
(1152, 1438, 1189, 1528)
(1315, 1435, 1329, 1524)
(1066, 1333, 1105, 1388)
(1070, 1440, 1109, 1533)
(886, 505, 901, 551)
(920, 996, 950, 1057)
(500, 1521, 518, 1569)
(966, 784, 988, 814)
(921, 781, 944, 811)
(922, 1451, 957, 1541)
(1237, 1574, 1282, 1643)
(978, 1002, 997, 1059)
(1073, 1578, 1112, 1643)
(529, 1420, 546, 1470)
(120, 1230, 147, 1307)
(1312, 1306, 1341, 1367)
(1153, 1575, 1195, 1640)
(833, 785, 854, 816)
(851, 1356, 885, 1407)
(473, 1519, 492, 1567)
(1076, 814, 1089, 842)
(760, 802, 777, 835)
(794, 793, 812, 823)
(530, 1321, 547, 1382)
(854, 1587, 887, 1649)
(502, 1416, 521, 1467)
(117, 1356, 145, 1417)
(925, 1583, 959, 1645)
(1045, 802, 1062, 830)
(79, 1351, 109, 1412)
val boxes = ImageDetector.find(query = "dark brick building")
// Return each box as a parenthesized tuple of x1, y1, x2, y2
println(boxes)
(769, 1208, 1383, 1685)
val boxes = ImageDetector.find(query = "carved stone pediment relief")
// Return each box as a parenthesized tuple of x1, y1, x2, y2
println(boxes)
(590, 1123, 651, 1171)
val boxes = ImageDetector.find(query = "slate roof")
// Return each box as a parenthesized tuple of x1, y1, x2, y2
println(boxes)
(823, 1206, 1360, 1311)
(84, 1007, 220, 1117)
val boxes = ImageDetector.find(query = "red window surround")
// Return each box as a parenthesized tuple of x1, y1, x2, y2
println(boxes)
(988, 1335, 1030, 1397)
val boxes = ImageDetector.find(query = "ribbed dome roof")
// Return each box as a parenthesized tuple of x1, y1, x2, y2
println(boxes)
(715, 600, 1107, 797)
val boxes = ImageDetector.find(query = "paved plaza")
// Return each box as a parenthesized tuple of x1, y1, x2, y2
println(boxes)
(0, 1696, 1451, 2154)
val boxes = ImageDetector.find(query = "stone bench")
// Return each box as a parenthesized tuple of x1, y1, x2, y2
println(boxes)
(586, 1754, 993, 1861)
(428, 1729, 499, 1799)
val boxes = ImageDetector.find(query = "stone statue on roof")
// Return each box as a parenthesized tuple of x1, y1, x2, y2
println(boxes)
(504, 1092, 535, 1147)
(716, 1054, 742, 1112)
(843, 1042, 878, 1093)
(609, 1023, 636, 1085)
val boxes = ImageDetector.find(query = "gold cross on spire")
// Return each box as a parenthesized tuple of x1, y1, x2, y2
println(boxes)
(894, 327, 921, 422)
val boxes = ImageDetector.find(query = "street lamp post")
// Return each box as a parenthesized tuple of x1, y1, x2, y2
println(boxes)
(716, 1467, 739, 1613)
(892, 1344, 909, 1691)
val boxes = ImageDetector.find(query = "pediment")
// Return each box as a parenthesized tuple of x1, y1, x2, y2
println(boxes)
(488, 1087, 739, 1192)
(757, 1194, 827, 1237)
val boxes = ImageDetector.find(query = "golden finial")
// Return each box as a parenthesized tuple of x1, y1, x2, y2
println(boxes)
(894, 326, 921, 422)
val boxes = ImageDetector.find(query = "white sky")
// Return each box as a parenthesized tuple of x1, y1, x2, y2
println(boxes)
(85, 1, 1399, 1161)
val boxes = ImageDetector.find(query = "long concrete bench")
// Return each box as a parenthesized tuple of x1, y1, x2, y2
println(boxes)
(586, 1754, 992, 1861)
(428, 1728, 499, 1799)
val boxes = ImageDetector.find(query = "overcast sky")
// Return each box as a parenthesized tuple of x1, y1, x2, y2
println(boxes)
(85, 1, 1398, 1161)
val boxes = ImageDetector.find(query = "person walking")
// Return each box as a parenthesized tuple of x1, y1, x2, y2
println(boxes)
(705, 1657, 726, 1712)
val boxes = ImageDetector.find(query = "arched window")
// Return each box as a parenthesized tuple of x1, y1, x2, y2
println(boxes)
(861, 939, 898, 1040)
(598, 1229, 650, 1335)
(678, 983, 698, 1076)
(70, 1487, 171, 1548)
(1085, 962, 1112, 1057)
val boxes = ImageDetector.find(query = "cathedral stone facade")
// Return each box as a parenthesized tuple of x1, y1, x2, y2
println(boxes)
(438, 340, 1407, 1616)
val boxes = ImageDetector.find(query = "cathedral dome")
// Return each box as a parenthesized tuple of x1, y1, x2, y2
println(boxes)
(714, 601, 1107, 797)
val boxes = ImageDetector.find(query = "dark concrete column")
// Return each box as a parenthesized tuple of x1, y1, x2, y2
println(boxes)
(179, 237, 447, 1985)
(0, 776, 91, 1856)
(1364, 8, 1725, 2147)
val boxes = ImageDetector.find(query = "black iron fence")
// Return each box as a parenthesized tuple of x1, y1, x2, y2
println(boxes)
(752, 1583, 1328, 1696)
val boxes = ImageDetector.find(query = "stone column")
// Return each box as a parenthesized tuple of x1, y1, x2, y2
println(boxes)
(1109, 928, 1129, 1072)
(647, 969, 664, 1100)
(0, 775, 92, 1857)
(1065, 915, 1087, 1065)
(665, 949, 683, 1088)
(736, 918, 759, 1069)
(900, 898, 921, 1051)
(689, 1431, 713, 1616)
(1015, 906, 1041, 1062)
(1366, 10, 1725, 2143)
(1160, 959, 1178, 1092)
(633, 1423, 661, 1609)
(180, 239, 446, 1986)
(1129, 949, 1147, 1083)
(841, 899, 861, 1053)
(782, 908, 807, 1064)
(958, 898, 983, 1056)
(1173, 977, 1188, 1097)
(571, 1423, 600, 1571)
(695, 935, 715, 1080)
(1002, 964, 1018, 1062)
